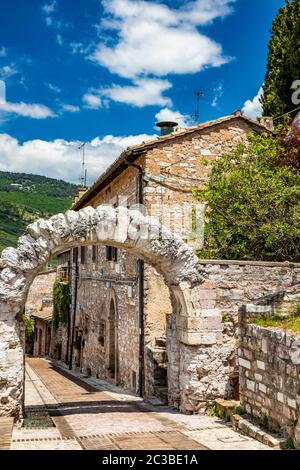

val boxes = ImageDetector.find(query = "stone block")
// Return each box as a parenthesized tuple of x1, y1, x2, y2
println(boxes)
(277, 392, 284, 403)
(177, 330, 217, 346)
(287, 398, 297, 410)
(256, 360, 266, 371)
(239, 358, 251, 370)
(247, 380, 255, 392)
(259, 383, 267, 394)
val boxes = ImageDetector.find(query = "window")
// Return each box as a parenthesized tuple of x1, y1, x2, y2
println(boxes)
(106, 246, 118, 262)
(98, 321, 105, 347)
(92, 245, 98, 263)
(80, 246, 86, 264)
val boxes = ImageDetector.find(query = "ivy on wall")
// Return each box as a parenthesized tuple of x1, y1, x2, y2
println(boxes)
(52, 280, 71, 330)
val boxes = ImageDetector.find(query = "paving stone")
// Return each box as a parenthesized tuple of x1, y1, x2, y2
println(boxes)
(11, 358, 271, 451)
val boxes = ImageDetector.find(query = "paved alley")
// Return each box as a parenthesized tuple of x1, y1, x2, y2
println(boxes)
(10, 358, 269, 451)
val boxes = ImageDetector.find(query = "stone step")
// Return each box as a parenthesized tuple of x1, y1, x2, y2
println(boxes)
(215, 399, 240, 420)
(0, 417, 14, 450)
(232, 414, 287, 449)
(154, 386, 168, 405)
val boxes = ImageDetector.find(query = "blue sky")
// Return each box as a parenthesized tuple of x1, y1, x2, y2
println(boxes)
(0, 0, 285, 183)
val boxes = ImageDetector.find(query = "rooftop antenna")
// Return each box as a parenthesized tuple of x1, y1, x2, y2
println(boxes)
(78, 142, 87, 187)
(191, 89, 204, 123)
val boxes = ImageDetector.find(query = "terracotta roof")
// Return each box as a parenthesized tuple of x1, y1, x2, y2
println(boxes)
(72, 113, 272, 210)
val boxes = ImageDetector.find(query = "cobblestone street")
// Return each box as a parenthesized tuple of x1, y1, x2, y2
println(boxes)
(5, 358, 269, 451)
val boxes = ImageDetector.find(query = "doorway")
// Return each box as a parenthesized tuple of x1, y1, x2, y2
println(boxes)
(108, 299, 118, 383)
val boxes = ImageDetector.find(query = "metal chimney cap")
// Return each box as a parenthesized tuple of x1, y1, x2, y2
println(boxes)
(156, 121, 178, 129)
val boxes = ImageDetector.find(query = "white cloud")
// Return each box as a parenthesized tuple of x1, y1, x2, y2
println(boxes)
(0, 47, 7, 58)
(46, 82, 61, 93)
(62, 104, 80, 113)
(101, 78, 172, 107)
(242, 87, 263, 120)
(0, 65, 18, 79)
(42, 1, 63, 30)
(155, 108, 190, 127)
(0, 101, 55, 119)
(56, 33, 63, 45)
(211, 82, 224, 108)
(0, 132, 156, 184)
(83, 93, 102, 109)
(90, 0, 233, 79)
(42, 1, 57, 15)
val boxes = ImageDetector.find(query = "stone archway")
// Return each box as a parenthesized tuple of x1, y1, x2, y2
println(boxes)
(0, 205, 223, 419)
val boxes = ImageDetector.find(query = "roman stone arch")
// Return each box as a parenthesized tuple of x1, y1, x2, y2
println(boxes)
(0, 205, 223, 419)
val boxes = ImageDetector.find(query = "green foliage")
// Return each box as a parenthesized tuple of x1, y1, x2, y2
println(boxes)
(206, 403, 218, 418)
(285, 436, 295, 449)
(23, 315, 34, 342)
(292, 303, 300, 316)
(0, 171, 77, 254)
(205, 403, 230, 422)
(221, 312, 230, 323)
(260, 414, 268, 428)
(262, 0, 300, 118)
(233, 406, 246, 416)
(251, 314, 300, 333)
(194, 128, 300, 262)
(52, 281, 71, 330)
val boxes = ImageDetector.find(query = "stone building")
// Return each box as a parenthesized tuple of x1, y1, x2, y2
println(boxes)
(53, 112, 281, 406)
(25, 270, 56, 357)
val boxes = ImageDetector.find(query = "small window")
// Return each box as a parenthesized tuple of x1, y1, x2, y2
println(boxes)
(106, 246, 118, 262)
(80, 246, 86, 264)
(98, 321, 105, 347)
(92, 245, 98, 263)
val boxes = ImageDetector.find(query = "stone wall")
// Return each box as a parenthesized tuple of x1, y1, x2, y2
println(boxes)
(238, 284, 300, 448)
(25, 270, 56, 317)
(166, 261, 300, 413)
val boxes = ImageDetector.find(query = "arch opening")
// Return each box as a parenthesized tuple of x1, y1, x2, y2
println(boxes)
(0, 205, 225, 420)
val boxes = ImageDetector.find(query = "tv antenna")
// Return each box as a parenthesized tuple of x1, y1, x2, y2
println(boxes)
(191, 89, 204, 122)
(78, 142, 87, 187)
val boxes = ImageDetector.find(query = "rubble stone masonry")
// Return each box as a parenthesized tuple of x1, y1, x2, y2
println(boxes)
(239, 285, 300, 448)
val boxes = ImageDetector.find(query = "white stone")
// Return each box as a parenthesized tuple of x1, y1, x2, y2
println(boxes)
(259, 383, 267, 394)
(277, 392, 284, 403)
(247, 380, 255, 392)
(288, 398, 297, 409)
(239, 358, 251, 370)
(256, 360, 266, 371)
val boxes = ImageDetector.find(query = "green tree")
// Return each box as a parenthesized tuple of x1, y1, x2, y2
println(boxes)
(261, 0, 300, 118)
(52, 281, 71, 330)
(23, 315, 34, 342)
(194, 127, 300, 262)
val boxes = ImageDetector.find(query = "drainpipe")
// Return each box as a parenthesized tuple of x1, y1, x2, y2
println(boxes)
(124, 157, 145, 397)
(69, 248, 78, 370)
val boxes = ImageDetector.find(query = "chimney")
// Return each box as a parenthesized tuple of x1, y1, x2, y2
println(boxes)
(156, 121, 178, 136)
(259, 116, 274, 132)
(72, 187, 88, 206)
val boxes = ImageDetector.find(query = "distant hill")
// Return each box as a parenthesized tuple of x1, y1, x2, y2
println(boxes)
(0, 171, 78, 253)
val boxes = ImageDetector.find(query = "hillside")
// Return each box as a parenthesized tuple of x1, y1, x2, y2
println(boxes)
(0, 171, 77, 253)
